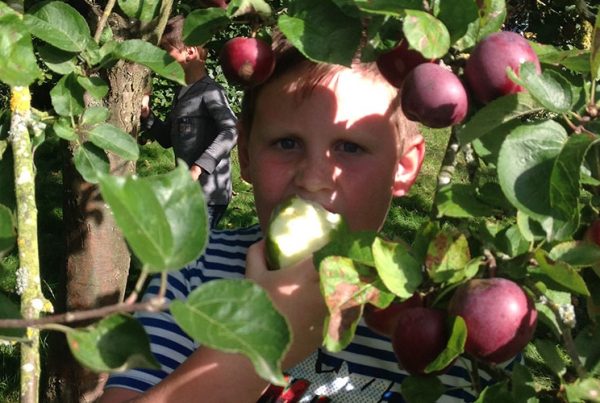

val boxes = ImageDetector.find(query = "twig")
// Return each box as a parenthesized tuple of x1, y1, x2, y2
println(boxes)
(93, 0, 117, 43)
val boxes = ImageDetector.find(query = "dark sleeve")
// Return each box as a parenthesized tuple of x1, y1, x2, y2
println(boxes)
(141, 111, 172, 149)
(194, 84, 238, 174)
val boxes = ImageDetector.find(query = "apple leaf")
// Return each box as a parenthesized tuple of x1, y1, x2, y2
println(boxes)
(565, 378, 600, 402)
(432, 0, 478, 45)
(314, 230, 376, 268)
(372, 237, 422, 299)
(73, 142, 110, 184)
(402, 10, 450, 60)
(229, 0, 272, 19)
(98, 163, 208, 272)
(457, 92, 543, 145)
(434, 184, 497, 218)
(475, 381, 512, 402)
(51, 118, 77, 141)
(117, 0, 160, 22)
(67, 314, 160, 372)
(76, 76, 109, 101)
(353, 0, 423, 14)
(549, 241, 600, 267)
(0, 204, 16, 257)
(50, 73, 86, 117)
(511, 363, 538, 402)
(533, 339, 567, 376)
(575, 324, 600, 375)
(88, 123, 139, 161)
(0, 292, 24, 339)
(514, 62, 573, 113)
(400, 375, 445, 403)
(80, 106, 110, 127)
(320, 256, 393, 352)
(170, 279, 290, 386)
(113, 40, 185, 85)
(425, 229, 471, 284)
(0, 12, 42, 87)
(278, 0, 362, 66)
(532, 250, 590, 297)
(530, 42, 590, 73)
(24, 1, 91, 53)
(453, 0, 506, 51)
(184, 8, 230, 46)
(424, 315, 466, 374)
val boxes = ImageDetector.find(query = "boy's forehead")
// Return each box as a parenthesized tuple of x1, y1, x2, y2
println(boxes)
(263, 66, 397, 128)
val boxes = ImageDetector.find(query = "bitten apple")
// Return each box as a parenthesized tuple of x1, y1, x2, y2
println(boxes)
(363, 293, 423, 337)
(465, 31, 541, 104)
(448, 278, 537, 364)
(391, 307, 450, 376)
(219, 37, 275, 88)
(401, 63, 468, 128)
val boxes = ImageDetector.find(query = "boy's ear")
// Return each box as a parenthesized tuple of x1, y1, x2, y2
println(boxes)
(392, 134, 425, 197)
(237, 122, 252, 184)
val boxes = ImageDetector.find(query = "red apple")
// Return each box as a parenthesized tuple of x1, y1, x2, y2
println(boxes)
(448, 278, 537, 364)
(401, 63, 468, 128)
(196, 0, 228, 9)
(376, 40, 430, 88)
(391, 307, 450, 376)
(465, 31, 541, 104)
(219, 37, 275, 88)
(584, 220, 600, 246)
(363, 293, 423, 337)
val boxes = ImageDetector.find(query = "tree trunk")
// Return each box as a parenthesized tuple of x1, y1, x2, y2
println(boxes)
(45, 60, 151, 403)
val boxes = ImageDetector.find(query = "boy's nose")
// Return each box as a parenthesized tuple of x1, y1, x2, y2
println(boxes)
(294, 152, 338, 193)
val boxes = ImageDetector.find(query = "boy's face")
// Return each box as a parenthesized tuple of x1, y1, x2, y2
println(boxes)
(238, 66, 424, 232)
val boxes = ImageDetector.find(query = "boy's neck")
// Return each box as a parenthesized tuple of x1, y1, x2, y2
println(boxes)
(185, 64, 208, 85)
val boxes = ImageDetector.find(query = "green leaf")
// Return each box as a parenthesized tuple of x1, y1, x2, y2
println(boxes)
(113, 40, 185, 85)
(81, 106, 110, 127)
(457, 92, 543, 145)
(0, 292, 24, 339)
(425, 229, 471, 284)
(51, 118, 77, 141)
(0, 204, 15, 257)
(73, 142, 110, 183)
(517, 62, 573, 113)
(435, 184, 497, 218)
(320, 256, 392, 351)
(565, 377, 600, 402)
(497, 120, 574, 237)
(77, 76, 109, 100)
(424, 315, 466, 374)
(117, 0, 160, 22)
(433, 0, 479, 45)
(575, 324, 600, 375)
(511, 363, 538, 402)
(50, 73, 85, 117)
(495, 225, 530, 258)
(474, 381, 512, 403)
(533, 339, 567, 376)
(0, 14, 42, 86)
(229, 0, 272, 19)
(531, 42, 590, 73)
(372, 237, 422, 299)
(535, 288, 571, 337)
(170, 279, 289, 386)
(533, 250, 590, 297)
(454, 0, 506, 51)
(550, 133, 599, 222)
(88, 123, 139, 161)
(353, 0, 423, 14)
(66, 313, 160, 372)
(550, 241, 600, 267)
(590, 9, 600, 81)
(37, 43, 79, 75)
(98, 164, 208, 272)
(314, 230, 376, 268)
(400, 375, 445, 403)
(184, 8, 230, 46)
(402, 10, 450, 59)
(278, 0, 362, 66)
(25, 1, 91, 52)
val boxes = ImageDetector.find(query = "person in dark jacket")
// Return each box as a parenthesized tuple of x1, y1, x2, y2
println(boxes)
(141, 15, 238, 229)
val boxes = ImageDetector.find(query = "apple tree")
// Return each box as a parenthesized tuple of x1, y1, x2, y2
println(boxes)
(1, 0, 600, 402)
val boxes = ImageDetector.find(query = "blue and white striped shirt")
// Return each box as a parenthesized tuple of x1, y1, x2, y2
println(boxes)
(106, 225, 499, 402)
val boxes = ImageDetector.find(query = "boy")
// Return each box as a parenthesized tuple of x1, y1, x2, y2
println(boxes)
(141, 15, 238, 228)
(101, 38, 484, 402)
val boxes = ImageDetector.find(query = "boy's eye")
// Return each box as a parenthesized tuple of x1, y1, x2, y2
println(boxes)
(335, 141, 364, 154)
(275, 138, 299, 150)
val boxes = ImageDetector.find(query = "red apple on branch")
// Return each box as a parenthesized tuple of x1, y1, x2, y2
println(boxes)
(363, 293, 423, 337)
(448, 277, 537, 364)
(376, 40, 430, 88)
(465, 31, 541, 104)
(219, 37, 275, 88)
(401, 63, 468, 128)
(391, 307, 450, 376)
